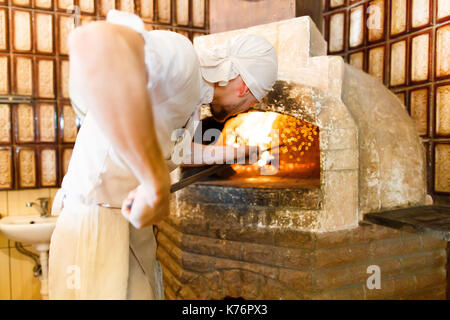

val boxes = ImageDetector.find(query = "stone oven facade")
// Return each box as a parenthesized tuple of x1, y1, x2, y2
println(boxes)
(156, 17, 448, 299)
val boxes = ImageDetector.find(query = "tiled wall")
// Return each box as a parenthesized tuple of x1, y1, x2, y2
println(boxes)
(0, 0, 209, 192)
(0, 188, 58, 300)
(322, 0, 450, 202)
(0, 0, 80, 190)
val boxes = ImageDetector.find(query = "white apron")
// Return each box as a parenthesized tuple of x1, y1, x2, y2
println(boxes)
(48, 10, 204, 299)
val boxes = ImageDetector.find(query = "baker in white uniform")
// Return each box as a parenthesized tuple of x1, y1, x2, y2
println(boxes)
(48, 10, 278, 300)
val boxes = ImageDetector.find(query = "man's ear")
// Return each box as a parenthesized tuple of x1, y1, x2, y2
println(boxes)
(237, 77, 250, 97)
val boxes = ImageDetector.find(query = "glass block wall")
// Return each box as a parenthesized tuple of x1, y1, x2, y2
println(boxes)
(323, 0, 450, 201)
(0, 0, 209, 190)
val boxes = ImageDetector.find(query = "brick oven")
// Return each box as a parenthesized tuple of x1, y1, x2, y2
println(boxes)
(156, 17, 448, 300)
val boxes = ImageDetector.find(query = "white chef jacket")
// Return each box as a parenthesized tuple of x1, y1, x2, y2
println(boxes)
(48, 10, 212, 299)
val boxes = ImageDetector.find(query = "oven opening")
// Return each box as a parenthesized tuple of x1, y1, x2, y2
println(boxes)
(186, 110, 320, 189)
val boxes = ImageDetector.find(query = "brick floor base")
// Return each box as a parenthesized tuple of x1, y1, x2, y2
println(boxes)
(156, 215, 448, 300)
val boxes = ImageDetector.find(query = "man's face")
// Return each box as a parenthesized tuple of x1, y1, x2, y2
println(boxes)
(210, 77, 259, 123)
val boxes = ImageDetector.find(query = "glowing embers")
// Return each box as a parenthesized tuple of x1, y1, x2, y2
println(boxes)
(220, 111, 320, 179)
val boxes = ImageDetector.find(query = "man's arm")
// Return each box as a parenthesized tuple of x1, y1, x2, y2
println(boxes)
(180, 142, 257, 166)
(68, 22, 170, 228)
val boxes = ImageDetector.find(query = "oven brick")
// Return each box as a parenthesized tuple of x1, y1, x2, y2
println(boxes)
(314, 228, 355, 249)
(320, 169, 359, 230)
(399, 284, 447, 300)
(160, 265, 180, 298)
(351, 223, 404, 244)
(320, 128, 358, 151)
(160, 262, 199, 299)
(364, 274, 416, 300)
(274, 246, 313, 270)
(312, 284, 366, 300)
(278, 268, 312, 292)
(314, 244, 371, 269)
(364, 278, 394, 299)
(205, 272, 226, 300)
(273, 209, 321, 229)
(178, 284, 198, 300)
(322, 148, 359, 170)
(239, 261, 280, 281)
(259, 278, 284, 299)
(180, 248, 278, 280)
(239, 241, 275, 266)
(185, 234, 242, 262)
(286, 56, 330, 93)
(312, 266, 363, 292)
(367, 273, 447, 300)
(399, 249, 447, 274)
(237, 205, 274, 226)
(313, 223, 403, 249)
(240, 270, 266, 299)
(333, 115, 359, 130)
(369, 236, 423, 259)
(227, 224, 276, 246)
(157, 220, 182, 247)
(326, 56, 346, 97)
(317, 98, 352, 128)
(160, 219, 244, 261)
(415, 268, 447, 291)
(238, 241, 278, 267)
(180, 251, 215, 273)
(220, 269, 241, 298)
(261, 277, 311, 299)
(167, 214, 209, 238)
(277, 189, 321, 209)
(163, 285, 176, 300)
(240, 241, 312, 270)
(225, 258, 277, 280)
(390, 275, 419, 298)
(280, 288, 310, 300)
(187, 272, 224, 300)
(156, 231, 182, 262)
(179, 184, 321, 209)
(156, 244, 199, 284)
(420, 234, 448, 251)
(173, 199, 207, 220)
(273, 227, 315, 249)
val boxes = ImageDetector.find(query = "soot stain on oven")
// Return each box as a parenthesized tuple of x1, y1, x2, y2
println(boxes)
(258, 80, 317, 125)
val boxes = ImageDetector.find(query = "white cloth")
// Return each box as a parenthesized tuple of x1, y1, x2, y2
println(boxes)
(195, 34, 278, 101)
(49, 10, 203, 299)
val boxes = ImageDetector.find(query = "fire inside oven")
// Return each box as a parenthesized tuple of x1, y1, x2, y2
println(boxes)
(192, 111, 320, 188)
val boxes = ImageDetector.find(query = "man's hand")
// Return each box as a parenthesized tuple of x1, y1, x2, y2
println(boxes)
(181, 142, 260, 167)
(121, 182, 170, 229)
(242, 145, 260, 165)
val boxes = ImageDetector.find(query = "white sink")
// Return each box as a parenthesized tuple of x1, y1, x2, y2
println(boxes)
(0, 215, 57, 245)
(0, 214, 58, 300)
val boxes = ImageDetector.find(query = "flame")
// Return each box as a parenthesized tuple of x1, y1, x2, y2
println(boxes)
(221, 111, 320, 178)
(224, 111, 278, 150)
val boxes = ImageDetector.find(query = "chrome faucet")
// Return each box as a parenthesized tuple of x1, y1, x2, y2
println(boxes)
(26, 197, 50, 217)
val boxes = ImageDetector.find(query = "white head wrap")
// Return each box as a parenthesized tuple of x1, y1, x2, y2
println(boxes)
(196, 34, 278, 102)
